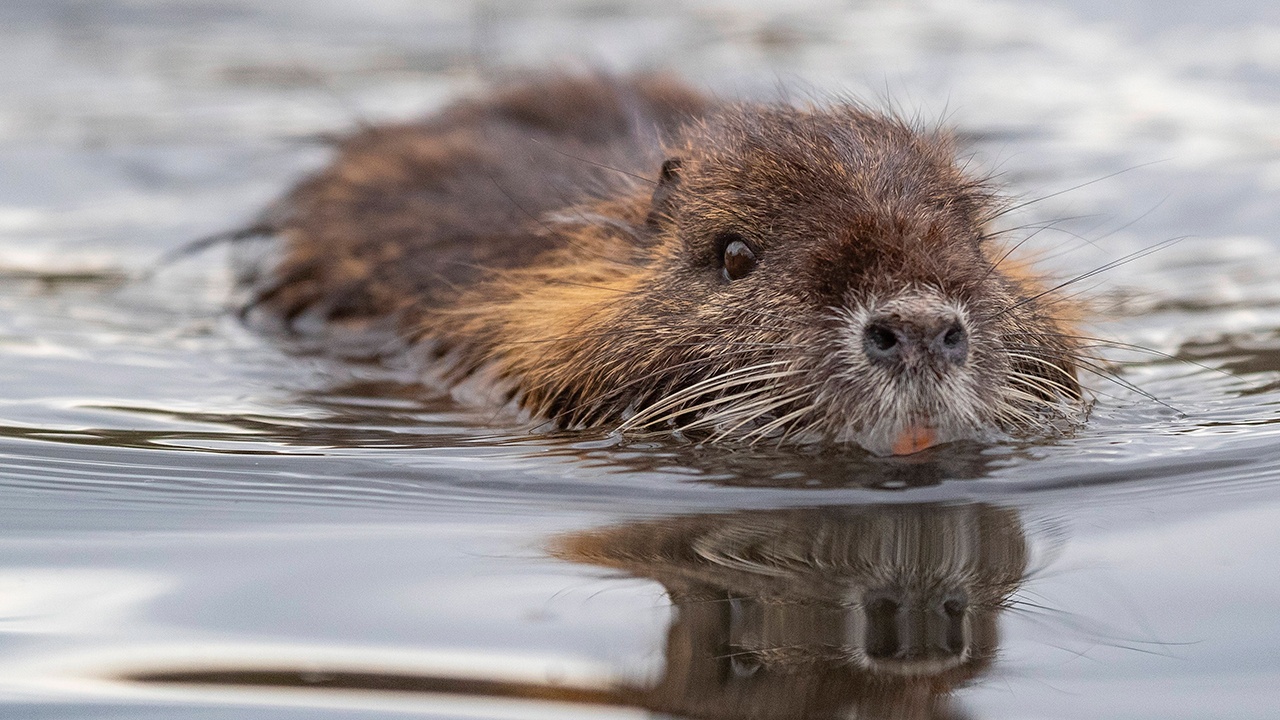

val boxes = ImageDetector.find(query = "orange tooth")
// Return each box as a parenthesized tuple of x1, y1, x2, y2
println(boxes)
(891, 425, 937, 455)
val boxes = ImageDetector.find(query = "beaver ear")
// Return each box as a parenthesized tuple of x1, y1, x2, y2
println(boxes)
(657, 157, 682, 183)
(646, 158, 683, 230)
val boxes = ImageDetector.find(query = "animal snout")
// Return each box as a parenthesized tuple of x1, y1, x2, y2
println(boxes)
(862, 586, 970, 665)
(863, 313, 969, 370)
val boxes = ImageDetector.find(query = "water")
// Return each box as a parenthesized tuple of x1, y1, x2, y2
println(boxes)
(1, 0, 1278, 717)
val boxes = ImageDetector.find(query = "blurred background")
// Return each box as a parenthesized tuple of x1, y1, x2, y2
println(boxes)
(5, 0, 1280, 270)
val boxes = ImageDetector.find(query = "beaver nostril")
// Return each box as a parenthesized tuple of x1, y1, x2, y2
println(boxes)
(932, 321, 968, 367)
(942, 325, 964, 347)
(863, 322, 906, 369)
(866, 323, 898, 352)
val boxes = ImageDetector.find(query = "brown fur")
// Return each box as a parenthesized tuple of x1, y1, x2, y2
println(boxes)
(251, 74, 1084, 454)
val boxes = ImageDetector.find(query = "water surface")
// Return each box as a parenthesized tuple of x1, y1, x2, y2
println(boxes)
(1, 1, 1279, 718)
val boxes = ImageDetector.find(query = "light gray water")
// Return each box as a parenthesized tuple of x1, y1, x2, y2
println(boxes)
(1, 1, 1279, 718)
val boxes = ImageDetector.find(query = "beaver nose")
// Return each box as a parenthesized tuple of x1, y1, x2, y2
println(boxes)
(863, 315, 968, 370)
(863, 587, 970, 664)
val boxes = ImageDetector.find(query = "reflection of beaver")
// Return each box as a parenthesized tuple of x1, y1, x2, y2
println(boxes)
(554, 503, 1028, 720)
(128, 503, 1028, 720)
(249, 75, 1084, 454)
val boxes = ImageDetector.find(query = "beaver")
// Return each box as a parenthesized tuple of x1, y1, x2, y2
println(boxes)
(246, 74, 1084, 455)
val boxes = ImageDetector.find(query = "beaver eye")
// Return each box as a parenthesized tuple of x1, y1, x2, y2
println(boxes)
(721, 235, 757, 281)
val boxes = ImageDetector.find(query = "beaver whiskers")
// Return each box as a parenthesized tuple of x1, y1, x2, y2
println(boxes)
(617, 359, 818, 441)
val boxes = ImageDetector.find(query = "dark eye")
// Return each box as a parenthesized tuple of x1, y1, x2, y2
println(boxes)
(721, 235, 757, 281)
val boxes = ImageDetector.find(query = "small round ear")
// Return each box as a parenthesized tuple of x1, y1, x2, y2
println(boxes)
(658, 157, 682, 183)
(645, 158, 683, 229)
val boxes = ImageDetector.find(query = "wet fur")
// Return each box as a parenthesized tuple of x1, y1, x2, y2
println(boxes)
(252, 75, 1083, 453)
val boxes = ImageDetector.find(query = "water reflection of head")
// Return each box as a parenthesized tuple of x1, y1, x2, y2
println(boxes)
(554, 503, 1028, 719)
